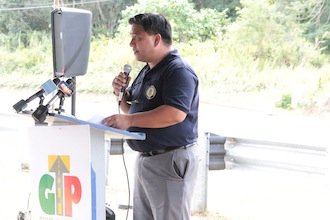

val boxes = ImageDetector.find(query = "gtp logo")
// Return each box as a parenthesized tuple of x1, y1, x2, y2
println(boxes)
(39, 155, 82, 217)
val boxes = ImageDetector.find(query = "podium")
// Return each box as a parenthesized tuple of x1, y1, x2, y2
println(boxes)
(27, 114, 145, 220)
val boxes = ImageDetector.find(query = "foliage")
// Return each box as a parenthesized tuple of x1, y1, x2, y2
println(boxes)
(275, 94, 293, 110)
(0, 0, 51, 34)
(82, 0, 136, 37)
(1, 0, 330, 113)
(286, 0, 330, 53)
(191, 0, 241, 20)
(117, 0, 228, 42)
(1, 34, 329, 113)
(0, 0, 136, 38)
(0, 30, 51, 51)
(222, 0, 328, 69)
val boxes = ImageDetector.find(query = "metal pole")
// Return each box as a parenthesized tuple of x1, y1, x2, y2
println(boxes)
(71, 76, 76, 116)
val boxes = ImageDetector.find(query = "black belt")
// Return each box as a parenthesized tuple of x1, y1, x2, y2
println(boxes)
(140, 143, 195, 157)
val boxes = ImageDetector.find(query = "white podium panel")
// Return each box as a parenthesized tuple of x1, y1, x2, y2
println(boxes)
(29, 125, 101, 219)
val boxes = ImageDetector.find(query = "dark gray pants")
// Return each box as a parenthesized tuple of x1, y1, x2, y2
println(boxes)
(133, 144, 199, 220)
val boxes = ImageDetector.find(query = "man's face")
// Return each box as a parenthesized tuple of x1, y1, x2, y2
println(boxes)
(129, 24, 156, 62)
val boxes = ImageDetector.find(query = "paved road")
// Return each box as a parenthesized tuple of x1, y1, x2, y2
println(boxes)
(1, 87, 329, 220)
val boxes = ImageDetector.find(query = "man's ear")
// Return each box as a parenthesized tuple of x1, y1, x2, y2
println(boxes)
(154, 34, 161, 46)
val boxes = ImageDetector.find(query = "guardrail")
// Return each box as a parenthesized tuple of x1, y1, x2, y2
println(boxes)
(224, 137, 328, 175)
(205, 127, 328, 174)
(107, 133, 228, 170)
(106, 133, 328, 175)
(193, 131, 329, 213)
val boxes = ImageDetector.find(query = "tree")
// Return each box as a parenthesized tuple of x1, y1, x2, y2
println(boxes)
(0, 0, 51, 34)
(191, 0, 241, 20)
(0, 0, 137, 38)
(271, 0, 330, 53)
(291, 0, 330, 53)
(85, 0, 136, 37)
(223, 0, 326, 68)
(117, 0, 228, 42)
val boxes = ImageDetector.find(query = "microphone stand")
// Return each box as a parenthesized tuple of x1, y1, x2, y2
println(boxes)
(55, 96, 65, 114)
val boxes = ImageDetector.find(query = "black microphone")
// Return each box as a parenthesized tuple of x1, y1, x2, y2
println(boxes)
(32, 78, 75, 123)
(13, 78, 61, 113)
(118, 64, 132, 105)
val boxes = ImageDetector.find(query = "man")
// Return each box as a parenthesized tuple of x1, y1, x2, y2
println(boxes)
(102, 13, 199, 220)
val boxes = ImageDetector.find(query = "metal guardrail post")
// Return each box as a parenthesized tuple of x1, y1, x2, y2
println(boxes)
(208, 133, 226, 170)
(192, 132, 209, 212)
(108, 138, 124, 155)
(192, 132, 227, 212)
(105, 138, 124, 185)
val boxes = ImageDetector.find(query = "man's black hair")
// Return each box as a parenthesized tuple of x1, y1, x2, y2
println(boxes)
(129, 13, 172, 46)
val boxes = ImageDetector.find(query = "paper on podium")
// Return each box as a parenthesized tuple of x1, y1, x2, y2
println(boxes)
(87, 113, 106, 125)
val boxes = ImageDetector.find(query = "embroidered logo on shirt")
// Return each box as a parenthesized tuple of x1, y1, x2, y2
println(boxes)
(145, 85, 156, 100)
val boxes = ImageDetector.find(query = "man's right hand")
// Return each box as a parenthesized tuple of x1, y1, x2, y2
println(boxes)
(112, 72, 131, 95)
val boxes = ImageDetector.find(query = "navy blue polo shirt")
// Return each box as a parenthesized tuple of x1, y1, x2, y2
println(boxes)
(126, 49, 199, 152)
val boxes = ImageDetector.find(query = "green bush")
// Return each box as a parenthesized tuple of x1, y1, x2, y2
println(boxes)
(276, 94, 292, 110)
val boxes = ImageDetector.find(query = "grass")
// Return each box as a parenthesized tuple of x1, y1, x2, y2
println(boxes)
(1, 37, 330, 116)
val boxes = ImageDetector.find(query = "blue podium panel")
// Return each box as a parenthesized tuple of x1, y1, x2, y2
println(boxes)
(45, 114, 146, 140)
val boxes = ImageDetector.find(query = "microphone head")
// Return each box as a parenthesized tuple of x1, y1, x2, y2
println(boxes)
(42, 79, 59, 95)
(58, 79, 75, 97)
(66, 78, 75, 90)
(13, 99, 27, 113)
(53, 78, 61, 85)
(124, 64, 132, 74)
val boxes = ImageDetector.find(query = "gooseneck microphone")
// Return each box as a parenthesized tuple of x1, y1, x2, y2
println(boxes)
(32, 78, 75, 123)
(13, 78, 61, 113)
(118, 64, 132, 106)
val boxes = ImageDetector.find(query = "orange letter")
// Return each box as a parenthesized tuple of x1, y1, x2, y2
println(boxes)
(64, 176, 81, 217)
